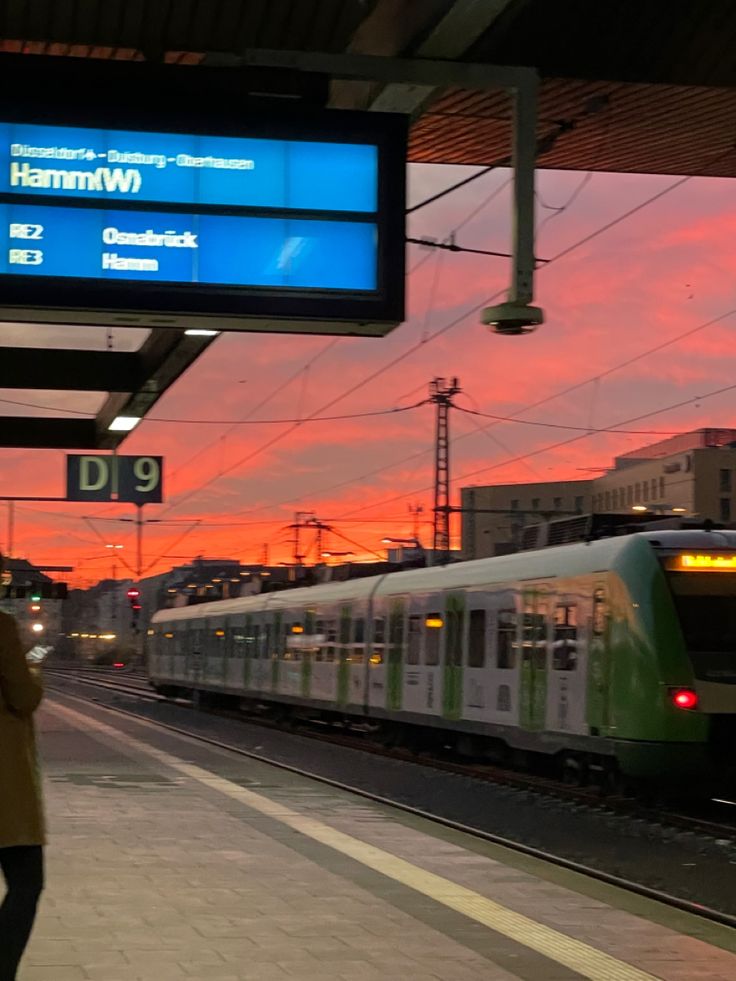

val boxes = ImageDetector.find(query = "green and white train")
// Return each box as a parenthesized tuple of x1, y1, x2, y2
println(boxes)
(148, 529, 736, 786)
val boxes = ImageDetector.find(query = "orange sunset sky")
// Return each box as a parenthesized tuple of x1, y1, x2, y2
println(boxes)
(2, 161, 735, 587)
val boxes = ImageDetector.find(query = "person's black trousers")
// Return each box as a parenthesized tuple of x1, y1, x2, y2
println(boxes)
(0, 846, 44, 981)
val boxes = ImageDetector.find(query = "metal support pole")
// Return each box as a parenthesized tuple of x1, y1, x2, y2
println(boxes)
(510, 74, 538, 305)
(135, 503, 144, 666)
(135, 504, 144, 579)
(6, 500, 14, 557)
(293, 512, 302, 567)
(430, 378, 461, 563)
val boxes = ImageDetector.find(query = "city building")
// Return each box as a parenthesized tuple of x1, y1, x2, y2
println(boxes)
(591, 428, 736, 522)
(460, 428, 736, 560)
(461, 480, 592, 559)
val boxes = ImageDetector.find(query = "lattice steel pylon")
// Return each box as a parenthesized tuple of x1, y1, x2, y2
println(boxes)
(430, 377, 461, 562)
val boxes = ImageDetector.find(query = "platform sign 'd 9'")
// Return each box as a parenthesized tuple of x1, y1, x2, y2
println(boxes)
(66, 454, 164, 504)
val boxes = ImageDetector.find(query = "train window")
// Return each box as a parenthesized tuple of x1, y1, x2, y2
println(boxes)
(354, 618, 365, 644)
(325, 621, 337, 662)
(553, 605, 577, 671)
(446, 606, 464, 667)
(407, 615, 422, 664)
(468, 610, 486, 668)
(424, 613, 441, 666)
(373, 617, 385, 645)
(497, 610, 516, 669)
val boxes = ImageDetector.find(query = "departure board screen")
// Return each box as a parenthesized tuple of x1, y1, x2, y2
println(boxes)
(0, 113, 406, 334)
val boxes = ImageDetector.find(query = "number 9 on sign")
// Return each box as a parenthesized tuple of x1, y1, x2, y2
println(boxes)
(134, 457, 160, 494)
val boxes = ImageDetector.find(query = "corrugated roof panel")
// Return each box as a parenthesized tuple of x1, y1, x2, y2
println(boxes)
(409, 79, 736, 177)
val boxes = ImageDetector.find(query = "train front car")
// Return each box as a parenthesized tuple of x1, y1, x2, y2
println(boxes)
(610, 530, 736, 790)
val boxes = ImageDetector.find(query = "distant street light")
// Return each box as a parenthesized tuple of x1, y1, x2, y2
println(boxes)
(105, 543, 124, 549)
(381, 536, 424, 550)
(321, 551, 353, 558)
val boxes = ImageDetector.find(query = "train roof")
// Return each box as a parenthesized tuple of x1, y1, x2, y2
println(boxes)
(151, 529, 736, 623)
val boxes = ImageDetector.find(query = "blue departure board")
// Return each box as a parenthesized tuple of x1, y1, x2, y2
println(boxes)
(0, 112, 406, 334)
(0, 122, 378, 212)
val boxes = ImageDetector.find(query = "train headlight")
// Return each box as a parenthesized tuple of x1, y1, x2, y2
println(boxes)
(31, 623, 44, 634)
(670, 688, 698, 710)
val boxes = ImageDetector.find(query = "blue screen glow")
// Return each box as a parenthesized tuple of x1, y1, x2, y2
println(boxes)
(0, 121, 378, 212)
(0, 204, 377, 291)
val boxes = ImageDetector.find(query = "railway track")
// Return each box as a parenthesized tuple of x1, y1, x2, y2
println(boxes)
(45, 665, 736, 841)
(45, 668, 736, 931)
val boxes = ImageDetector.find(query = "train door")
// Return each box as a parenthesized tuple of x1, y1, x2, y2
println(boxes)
(171, 622, 185, 681)
(279, 610, 309, 697)
(485, 591, 521, 725)
(311, 607, 335, 703)
(206, 617, 226, 687)
(349, 605, 367, 711)
(422, 596, 444, 716)
(519, 588, 549, 731)
(442, 593, 465, 720)
(225, 616, 248, 690)
(336, 606, 352, 708)
(367, 601, 387, 711)
(386, 597, 406, 711)
(187, 621, 205, 686)
(250, 617, 268, 692)
(402, 597, 426, 715)
(462, 595, 493, 723)
(547, 593, 587, 734)
(270, 612, 283, 694)
(586, 584, 611, 735)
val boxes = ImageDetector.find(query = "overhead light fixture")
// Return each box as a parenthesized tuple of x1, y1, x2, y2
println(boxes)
(631, 505, 648, 512)
(672, 507, 688, 514)
(108, 415, 141, 432)
(185, 329, 220, 337)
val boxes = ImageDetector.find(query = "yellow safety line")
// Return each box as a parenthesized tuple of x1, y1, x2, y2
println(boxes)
(48, 701, 658, 981)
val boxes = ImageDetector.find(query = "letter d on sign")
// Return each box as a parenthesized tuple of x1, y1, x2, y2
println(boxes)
(79, 456, 109, 492)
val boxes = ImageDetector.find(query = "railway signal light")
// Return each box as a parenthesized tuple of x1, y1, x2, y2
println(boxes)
(127, 587, 142, 616)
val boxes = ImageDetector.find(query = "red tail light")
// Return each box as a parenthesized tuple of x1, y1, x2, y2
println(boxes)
(671, 688, 698, 710)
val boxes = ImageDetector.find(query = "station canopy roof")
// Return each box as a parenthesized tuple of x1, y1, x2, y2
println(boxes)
(1, 0, 735, 451)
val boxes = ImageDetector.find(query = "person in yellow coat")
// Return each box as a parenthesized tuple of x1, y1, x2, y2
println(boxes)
(0, 561, 45, 981)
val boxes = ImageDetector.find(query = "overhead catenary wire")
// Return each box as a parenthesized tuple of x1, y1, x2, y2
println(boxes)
(14, 144, 733, 560)
(336, 374, 736, 519)
(455, 405, 688, 436)
(212, 172, 736, 526)
(135, 400, 428, 426)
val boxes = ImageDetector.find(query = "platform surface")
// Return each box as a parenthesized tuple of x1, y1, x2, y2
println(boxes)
(18, 693, 736, 981)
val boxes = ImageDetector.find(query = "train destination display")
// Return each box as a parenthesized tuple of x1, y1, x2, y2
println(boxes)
(0, 115, 406, 333)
